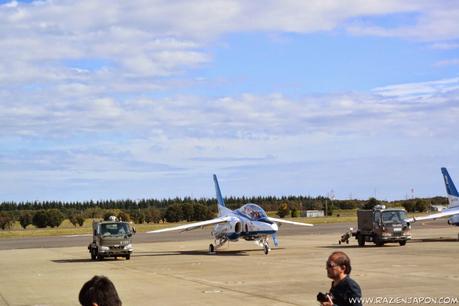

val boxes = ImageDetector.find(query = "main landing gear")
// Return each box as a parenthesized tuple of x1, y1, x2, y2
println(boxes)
(208, 244, 215, 254)
(263, 243, 269, 255)
(257, 237, 271, 255)
(208, 238, 227, 255)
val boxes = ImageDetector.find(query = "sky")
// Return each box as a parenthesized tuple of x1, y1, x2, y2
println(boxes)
(0, 0, 458, 202)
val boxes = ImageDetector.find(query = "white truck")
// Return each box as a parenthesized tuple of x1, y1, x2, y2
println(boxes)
(88, 216, 135, 260)
(339, 205, 412, 247)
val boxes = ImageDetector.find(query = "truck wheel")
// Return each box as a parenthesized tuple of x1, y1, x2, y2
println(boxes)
(97, 253, 103, 261)
(357, 235, 365, 247)
(126, 254, 130, 260)
(90, 249, 96, 260)
(374, 237, 384, 247)
(399, 241, 407, 246)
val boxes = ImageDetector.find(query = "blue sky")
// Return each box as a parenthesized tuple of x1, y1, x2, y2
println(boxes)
(0, 0, 458, 201)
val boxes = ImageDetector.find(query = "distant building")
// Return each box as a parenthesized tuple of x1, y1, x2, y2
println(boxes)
(431, 205, 447, 212)
(302, 210, 325, 218)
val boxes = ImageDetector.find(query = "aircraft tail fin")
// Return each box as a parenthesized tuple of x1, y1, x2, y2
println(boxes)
(441, 167, 459, 208)
(213, 174, 226, 216)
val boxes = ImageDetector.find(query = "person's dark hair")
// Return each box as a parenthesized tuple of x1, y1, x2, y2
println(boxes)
(329, 251, 352, 274)
(79, 275, 122, 306)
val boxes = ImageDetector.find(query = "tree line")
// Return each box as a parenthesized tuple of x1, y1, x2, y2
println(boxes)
(0, 196, 448, 230)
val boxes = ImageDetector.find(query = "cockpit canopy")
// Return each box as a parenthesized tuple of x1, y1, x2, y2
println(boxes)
(238, 203, 268, 221)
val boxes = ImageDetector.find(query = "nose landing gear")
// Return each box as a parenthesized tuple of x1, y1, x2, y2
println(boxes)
(263, 243, 270, 255)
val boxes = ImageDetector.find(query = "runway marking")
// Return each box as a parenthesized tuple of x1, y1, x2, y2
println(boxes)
(0, 291, 10, 306)
(123, 263, 302, 306)
(61, 234, 91, 237)
(203, 289, 223, 294)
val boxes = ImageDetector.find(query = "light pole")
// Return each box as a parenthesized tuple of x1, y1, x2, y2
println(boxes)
(325, 190, 335, 217)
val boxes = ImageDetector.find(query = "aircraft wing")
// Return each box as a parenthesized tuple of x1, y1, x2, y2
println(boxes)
(267, 217, 313, 227)
(146, 216, 232, 234)
(405, 207, 459, 223)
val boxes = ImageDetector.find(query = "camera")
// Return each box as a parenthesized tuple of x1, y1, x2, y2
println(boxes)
(316, 292, 330, 303)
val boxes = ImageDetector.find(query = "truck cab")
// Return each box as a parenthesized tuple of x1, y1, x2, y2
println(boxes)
(356, 205, 411, 247)
(88, 216, 135, 260)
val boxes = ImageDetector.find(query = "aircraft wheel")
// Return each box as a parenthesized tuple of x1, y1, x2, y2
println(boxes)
(126, 254, 130, 260)
(263, 244, 269, 255)
(399, 240, 406, 246)
(209, 244, 215, 254)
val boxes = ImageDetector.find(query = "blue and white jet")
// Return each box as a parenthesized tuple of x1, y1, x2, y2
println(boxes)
(146, 175, 313, 254)
(406, 167, 459, 226)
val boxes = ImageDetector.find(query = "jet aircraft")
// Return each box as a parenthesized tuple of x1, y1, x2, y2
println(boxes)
(146, 175, 313, 254)
(406, 167, 459, 226)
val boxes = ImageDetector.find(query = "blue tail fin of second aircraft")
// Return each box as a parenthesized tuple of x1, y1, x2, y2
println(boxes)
(441, 167, 459, 197)
(213, 174, 226, 216)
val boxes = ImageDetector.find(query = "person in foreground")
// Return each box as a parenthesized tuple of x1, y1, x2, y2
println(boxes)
(319, 251, 362, 306)
(79, 275, 122, 306)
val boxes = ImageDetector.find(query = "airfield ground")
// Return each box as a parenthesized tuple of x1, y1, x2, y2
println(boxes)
(0, 221, 458, 306)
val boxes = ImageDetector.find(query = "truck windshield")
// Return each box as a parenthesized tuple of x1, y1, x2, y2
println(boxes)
(100, 223, 130, 236)
(382, 211, 407, 224)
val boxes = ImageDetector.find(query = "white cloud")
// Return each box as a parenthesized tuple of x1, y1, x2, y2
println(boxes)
(0, 0, 457, 83)
(373, 77, 459, 99)
(2, 76, 458, 142)
(347, 2, 459, 41)
(430, 42, 459, 50)
(1, 75, 458, 200)
(434, 58, 459, 67)
(0, 0, 456, 111)
(1, 1, 458, 200)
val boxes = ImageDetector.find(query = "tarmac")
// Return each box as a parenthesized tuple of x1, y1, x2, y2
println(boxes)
(0, 220, 458, 306)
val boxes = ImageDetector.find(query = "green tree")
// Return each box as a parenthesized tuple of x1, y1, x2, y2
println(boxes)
(402, 200, 416, 212)
(363, 197, 379, 210)
(192, 204, 209, 221)
(277, 203, 289, 218)
(130, 210, 145, 224)
(291, 208, 300, 218)
(46, 209, 64, 228)
(32, 210, 48, 228)
(0, 212, 14, 230)
(145, 208, 162, 223)
(415, 199, 429, 212)
(68, 213, 79, 227)
(19, 212, 33, 229)
(85, 207, 103, 219)
(165, 204, 183, 223)
(117, 211, 131, 222)
(76, 215, 85, 226)
(182, 203, 194, 222)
